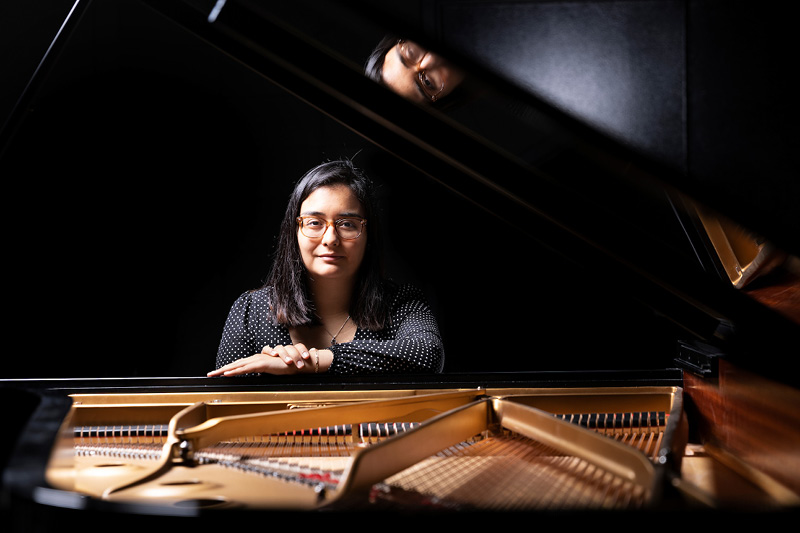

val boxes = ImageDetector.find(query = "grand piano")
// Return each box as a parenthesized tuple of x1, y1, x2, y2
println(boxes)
(1, 0, 798, 526)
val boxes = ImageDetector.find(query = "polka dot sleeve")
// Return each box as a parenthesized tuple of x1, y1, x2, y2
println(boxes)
(215, 289, 292, 369)
(327, 284, 445, 375)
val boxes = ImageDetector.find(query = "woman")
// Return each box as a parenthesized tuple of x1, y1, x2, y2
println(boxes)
(208, 159, 444, 376)
(365, 35, 466, 105)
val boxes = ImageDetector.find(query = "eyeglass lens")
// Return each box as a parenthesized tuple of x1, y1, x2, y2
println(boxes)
(399, 41, 444, 98)
(299, 217, 364, 239)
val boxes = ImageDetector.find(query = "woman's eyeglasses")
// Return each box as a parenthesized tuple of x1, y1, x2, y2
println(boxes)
(397, 40, 445, 102)
(297, 216, 367, 240)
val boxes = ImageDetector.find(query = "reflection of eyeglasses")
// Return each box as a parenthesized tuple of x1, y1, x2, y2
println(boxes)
(397, 39, 445, 101)
(297, 216, 367, 240)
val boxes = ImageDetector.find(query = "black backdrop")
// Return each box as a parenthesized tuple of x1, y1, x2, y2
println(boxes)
(1, 0, 796, 379)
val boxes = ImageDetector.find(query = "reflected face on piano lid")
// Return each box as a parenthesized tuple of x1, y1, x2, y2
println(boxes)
(297, 185, 367, 283)
(381, 39, 465, 104)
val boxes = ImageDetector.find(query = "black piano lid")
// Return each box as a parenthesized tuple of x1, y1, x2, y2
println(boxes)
(147, 0, 800, 375)
(0, 0, 797, 384)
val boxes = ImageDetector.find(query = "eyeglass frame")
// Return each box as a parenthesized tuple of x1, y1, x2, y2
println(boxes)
(397, 39, 445, 102)
(296, 216, 367, 240)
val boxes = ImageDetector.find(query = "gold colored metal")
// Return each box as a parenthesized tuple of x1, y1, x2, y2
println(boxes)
(44, 386, 685, 512)
(692, 204, 785, 288)
(492, 398, 654, 487)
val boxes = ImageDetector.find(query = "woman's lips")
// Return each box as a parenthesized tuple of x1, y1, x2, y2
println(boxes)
(319, 254, 344, 261)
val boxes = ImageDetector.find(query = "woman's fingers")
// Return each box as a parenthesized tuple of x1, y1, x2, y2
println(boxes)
(207, 354, 259, 376)
(269, 344, 311, 369)
(208, 343, 315, 376)
(208, 353, 292, 376)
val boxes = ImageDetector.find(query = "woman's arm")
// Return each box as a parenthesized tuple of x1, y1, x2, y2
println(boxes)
(213, 289, 293, 372)
(328, 285, 444, 374)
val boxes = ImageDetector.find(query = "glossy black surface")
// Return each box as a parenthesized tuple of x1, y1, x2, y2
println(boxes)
(1, 0, 797, 382)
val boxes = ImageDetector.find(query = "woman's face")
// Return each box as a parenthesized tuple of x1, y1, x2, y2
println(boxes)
(381, 40, 465, 104)
(297, 184, 367, 283)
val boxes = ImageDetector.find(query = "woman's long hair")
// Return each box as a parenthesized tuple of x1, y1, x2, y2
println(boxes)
(264, 159, 389, 330)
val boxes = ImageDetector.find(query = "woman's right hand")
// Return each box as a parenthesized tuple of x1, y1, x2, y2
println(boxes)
(206, 344, 314, 376)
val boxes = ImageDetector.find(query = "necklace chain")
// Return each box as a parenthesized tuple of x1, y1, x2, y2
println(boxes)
(324, 315, 351, 346)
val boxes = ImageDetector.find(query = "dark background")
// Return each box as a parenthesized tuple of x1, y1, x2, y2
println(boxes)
(1, 0, 796, 379)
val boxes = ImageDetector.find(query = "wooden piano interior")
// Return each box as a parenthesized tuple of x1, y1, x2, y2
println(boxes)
(43, 386, 688, 513)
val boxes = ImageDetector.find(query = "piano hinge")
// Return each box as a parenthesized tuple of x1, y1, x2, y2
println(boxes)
(674, 339, 722, 378)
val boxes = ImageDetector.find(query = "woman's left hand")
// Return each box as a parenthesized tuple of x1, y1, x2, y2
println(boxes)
(264, 343, 313, 370)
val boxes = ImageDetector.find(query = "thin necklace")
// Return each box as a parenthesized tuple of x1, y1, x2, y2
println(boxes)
(325, 315, 351, 346)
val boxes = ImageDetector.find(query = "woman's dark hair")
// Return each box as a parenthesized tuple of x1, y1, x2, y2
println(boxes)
(364, 34, 399, 85)
(265, 159, 388, 330)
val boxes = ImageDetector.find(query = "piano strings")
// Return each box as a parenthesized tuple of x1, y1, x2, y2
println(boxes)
(72, 421, 423, 492)
(376, 430, 650, 510)
(71, 411, 667, 462)
(553, 411, 668, 460)
(73, 421, 420, 445)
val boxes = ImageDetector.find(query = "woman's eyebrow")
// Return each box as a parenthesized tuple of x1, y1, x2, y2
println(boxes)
(395, 46, 411, 69)
(300, 210, 363, 218)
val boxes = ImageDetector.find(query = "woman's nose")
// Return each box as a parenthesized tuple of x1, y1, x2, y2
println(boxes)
(321, 224, 340, 245)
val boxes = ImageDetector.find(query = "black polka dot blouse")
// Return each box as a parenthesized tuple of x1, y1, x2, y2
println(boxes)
(216, 283, 445, 374)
